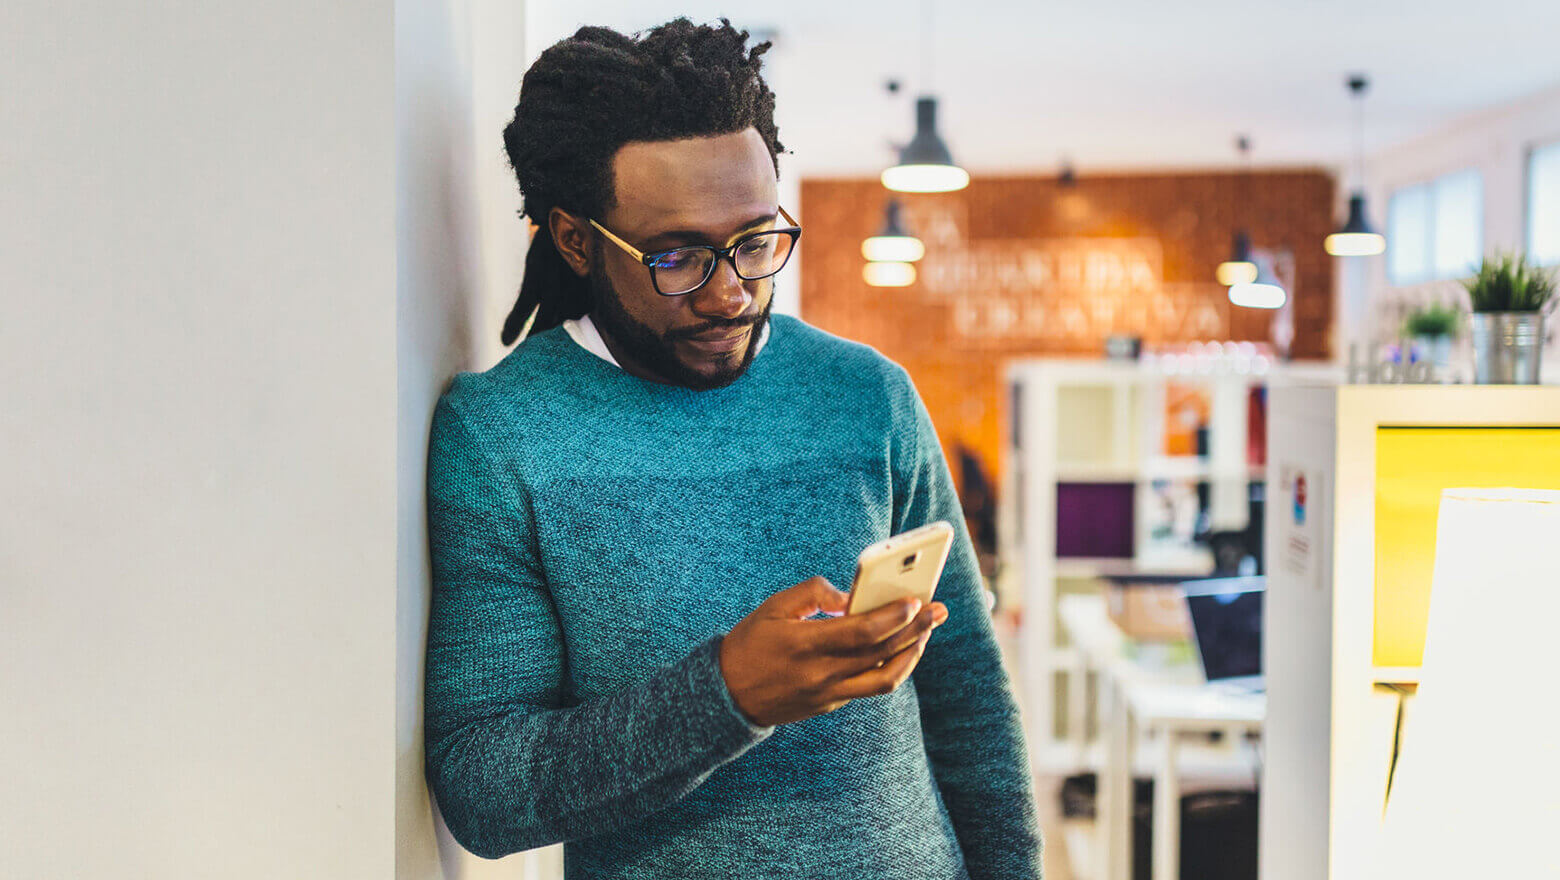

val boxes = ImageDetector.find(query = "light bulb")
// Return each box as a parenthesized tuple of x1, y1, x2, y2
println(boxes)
(1228, 282, 1287, 309)
(863, 261, 917, 287)
(1324, 231, 1386, 256)
(1216, 261, 1259, 286)
(861, 235, 926, 263)
(881, 164, 970, 193)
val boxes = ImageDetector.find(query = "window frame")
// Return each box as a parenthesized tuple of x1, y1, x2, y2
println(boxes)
(1526, 138, 1560, 267)
(1385, 167, 1484, 286)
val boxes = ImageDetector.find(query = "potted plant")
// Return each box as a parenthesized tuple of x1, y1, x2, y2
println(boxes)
(1463, 253, 1555, 384)
(1404, 303, 1459, 372)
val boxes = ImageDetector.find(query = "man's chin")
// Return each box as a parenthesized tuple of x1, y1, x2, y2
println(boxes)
(669, 333, 758, 390)
(674, 356, 747, 391)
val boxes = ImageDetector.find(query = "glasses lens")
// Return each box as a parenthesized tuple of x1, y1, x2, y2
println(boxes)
(733, 231, 796, 279)
(648, 248, 715, 295)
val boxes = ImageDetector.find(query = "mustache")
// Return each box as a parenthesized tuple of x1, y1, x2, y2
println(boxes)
(671, 313, 765, 340)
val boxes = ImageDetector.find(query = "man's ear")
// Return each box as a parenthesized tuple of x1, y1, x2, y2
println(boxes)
(549, 207, 592, 278)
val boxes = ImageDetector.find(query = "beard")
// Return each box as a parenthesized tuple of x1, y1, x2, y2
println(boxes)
(587, 256, 772, 391)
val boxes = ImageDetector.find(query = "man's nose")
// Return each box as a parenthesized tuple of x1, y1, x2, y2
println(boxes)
(688, 257, 753, 321)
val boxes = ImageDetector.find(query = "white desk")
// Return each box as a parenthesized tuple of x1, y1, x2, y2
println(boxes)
(1058, 595, 1265, 880)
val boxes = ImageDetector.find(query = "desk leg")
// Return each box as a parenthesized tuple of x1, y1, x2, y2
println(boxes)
(1069, 656, 1089, 764)
(1100, 678, 1134, 880)
(1152, 729, 1181, 880)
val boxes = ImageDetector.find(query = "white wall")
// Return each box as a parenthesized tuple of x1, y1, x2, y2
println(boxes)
(0, 2, 395, 877)
(1337, 82, 1560, 345)
(395, 0, 563, 877)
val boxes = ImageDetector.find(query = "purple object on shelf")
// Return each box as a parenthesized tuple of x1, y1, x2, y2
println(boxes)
(1057, 482, 1135, 558)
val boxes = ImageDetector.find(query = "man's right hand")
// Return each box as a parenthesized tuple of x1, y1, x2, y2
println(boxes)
(716, 576, 949, 727)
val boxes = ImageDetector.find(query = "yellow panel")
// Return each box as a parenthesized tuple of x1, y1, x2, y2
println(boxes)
(1374, 427, 1560, 667)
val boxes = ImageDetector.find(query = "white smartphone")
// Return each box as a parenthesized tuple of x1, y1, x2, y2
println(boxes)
(845, 520, 956, 615)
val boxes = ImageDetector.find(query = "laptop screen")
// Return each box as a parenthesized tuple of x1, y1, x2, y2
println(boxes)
(1183, 577, 1264, 681)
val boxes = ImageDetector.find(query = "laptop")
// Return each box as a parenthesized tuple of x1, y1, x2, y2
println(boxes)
(1182, 576, 1265, 694)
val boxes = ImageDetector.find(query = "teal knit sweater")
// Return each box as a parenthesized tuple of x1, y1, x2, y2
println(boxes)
(424, 314, 1042, 879)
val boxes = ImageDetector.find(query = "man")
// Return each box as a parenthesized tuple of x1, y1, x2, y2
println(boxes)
(424, 18, 1042, 879)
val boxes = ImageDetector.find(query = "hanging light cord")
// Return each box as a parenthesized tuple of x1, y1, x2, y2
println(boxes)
(1240, 136, 1253, 228)
(921, 0, 934, 93)
(1354, 93, 1363, 190)
(1351, 76, 1369, 193)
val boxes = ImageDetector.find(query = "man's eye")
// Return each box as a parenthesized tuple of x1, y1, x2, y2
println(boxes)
(738, 237, 772, 256)
(652, 250, 701, 270)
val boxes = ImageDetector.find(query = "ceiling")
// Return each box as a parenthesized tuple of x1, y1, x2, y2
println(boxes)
(525, 0, 1560, 177)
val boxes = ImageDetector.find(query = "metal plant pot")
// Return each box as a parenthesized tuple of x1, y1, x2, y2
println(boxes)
(1413, 335, 1453, 371)
(1470, 312, 1546, 384)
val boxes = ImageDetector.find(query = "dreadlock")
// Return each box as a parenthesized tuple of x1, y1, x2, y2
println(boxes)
(499, 18, 785, 346)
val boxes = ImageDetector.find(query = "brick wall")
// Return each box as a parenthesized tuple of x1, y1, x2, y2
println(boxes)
(798, 171, 1337, 491)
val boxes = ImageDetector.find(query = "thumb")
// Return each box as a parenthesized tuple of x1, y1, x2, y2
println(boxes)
(767, 576, 850, 619)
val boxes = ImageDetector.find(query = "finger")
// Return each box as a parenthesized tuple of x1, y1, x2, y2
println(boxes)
(808, 596, 922, 654)
(834, 606, 944, 675)
(826, 629, 931, 701)
(764, 576, 847, 620)
(876, 606, 947, 659)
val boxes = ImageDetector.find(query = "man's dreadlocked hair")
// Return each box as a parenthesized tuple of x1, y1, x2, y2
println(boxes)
(500, 18, 784, 346)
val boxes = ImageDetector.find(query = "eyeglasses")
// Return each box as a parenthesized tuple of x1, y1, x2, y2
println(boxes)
(588, 207, 802, 296)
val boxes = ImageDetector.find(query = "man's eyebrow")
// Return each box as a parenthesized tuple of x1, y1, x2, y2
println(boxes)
(641, 211, 780, 249)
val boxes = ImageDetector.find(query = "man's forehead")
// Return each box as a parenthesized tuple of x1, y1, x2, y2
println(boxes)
(607, 128, 778, 234)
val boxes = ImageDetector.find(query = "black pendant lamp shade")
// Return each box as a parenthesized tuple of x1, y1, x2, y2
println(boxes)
(882, 97, 970, 193)
(904, 97, 954, 165)
(878, 199, 913, 237)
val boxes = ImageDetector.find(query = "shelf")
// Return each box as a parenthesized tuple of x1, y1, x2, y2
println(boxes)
(1030, 738, 1263, 785)
(1055, 553, 1214, 579)
(1055, 462, 1139, 481)
(1054, 458, 1266, 483)
(1370, 666, 1422, 685)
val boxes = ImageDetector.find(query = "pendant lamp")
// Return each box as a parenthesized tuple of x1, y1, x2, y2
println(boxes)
(881, 0, 968, 193)
(862, 199, 926, 263)
(882, 97, 969, 193)
(1218, 231, 1259, 286)
(1228, 253, 1287, 309)
(1325, 74, 1386, 257)
(1218, 136, 1259, 286)
(1326, 194, 1385, 256)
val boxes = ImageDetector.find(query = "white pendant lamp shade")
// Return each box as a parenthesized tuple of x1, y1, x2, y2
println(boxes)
(862, 199, 926, 262)
(864, 261, 917, 287)
(1228, 255, 1287, 309)
(882, 97, 970, 193)
(1325, 193, 1386, 256)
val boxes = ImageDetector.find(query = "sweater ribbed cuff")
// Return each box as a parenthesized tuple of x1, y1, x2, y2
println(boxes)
(686, 633, 777, 746)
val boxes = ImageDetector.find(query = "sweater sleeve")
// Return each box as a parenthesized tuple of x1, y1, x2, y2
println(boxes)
(890, 372, 1044, 879)
(422, 390, 775, 860)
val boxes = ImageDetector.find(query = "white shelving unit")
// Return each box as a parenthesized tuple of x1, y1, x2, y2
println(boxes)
(999, 357, 1340, 773)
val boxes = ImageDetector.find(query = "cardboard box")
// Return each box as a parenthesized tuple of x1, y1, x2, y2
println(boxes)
(1105, 581, 1192, 641)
